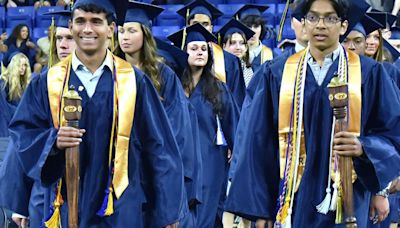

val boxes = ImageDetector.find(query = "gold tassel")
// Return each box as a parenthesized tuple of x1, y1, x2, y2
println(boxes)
(277, 0, 290, 42)
(335, 186, 343, 224)
(181, 27, 187, 50)
(186, 8, 189, 26)
(218, 33, 221, 46)
(111, 32, 115, 53)
(48, 17, 55, 67)
(44, 206, 61, 228)
(104, 187, 114, 215)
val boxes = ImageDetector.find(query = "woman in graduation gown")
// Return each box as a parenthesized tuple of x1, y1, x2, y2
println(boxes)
(219, 19, 255, 88)
(225, 0, 400, 227)
(168, 23, 240, 228)
(234, 4, 274, 72)
(116, 1, 200, 226)
(0, 52, 31, 137)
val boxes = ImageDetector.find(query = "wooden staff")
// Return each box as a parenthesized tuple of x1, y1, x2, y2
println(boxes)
(63, 85, 82, 228)
(328, 76, 357, 228)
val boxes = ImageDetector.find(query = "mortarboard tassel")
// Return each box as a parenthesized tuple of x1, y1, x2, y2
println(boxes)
(186, 8, 190, 26)
(44, 180, 63, 228)
(277, 0, 290, 42)
(48, 17, 55, 67)
(96, 170, 114, 216)
(215, 115, 227, 146)
(218, 33, 221, 46)
(335, 185, 343, 224)
(111, 32, 115, 53)
(181, 27, 187, 50)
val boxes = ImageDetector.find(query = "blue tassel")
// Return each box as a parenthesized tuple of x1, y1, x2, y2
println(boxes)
(215, 115, 227, 146)
(96, 173, 114, 216)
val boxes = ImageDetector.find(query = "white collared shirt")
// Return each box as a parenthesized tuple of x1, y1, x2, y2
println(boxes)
(249, 41, 263, 63)
(307, 44, 341, 86)
(71, 50, 113, 98)
(295, 41, 306, 53)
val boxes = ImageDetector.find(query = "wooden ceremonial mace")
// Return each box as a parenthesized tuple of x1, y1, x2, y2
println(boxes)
(63, 85, 82, 228)
(328, 76, 357, 228)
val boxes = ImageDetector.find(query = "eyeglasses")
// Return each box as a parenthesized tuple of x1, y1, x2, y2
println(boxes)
(304, 14, 341, 27)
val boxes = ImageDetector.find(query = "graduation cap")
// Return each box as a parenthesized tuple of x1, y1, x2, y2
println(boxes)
(339, 0, 370, 42)
(390, 26, 400, 39)
(233, 4, 268, 21)
(366, 11, 397, 29)
(216, 19, 255, 45)
(155, 37, 188, 77)
(73, 0, 116, 16)
(177, 0, 223, 24)
(383, 38, 400, 61)
(43, 10, 72, 28)
(168, 22, 217, 50)
(117, 1, 163, 27)
(290, 1, 306, 21)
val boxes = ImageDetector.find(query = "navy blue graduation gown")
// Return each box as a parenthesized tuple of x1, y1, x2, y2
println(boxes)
(382, 61, 400, 88)
(8, 65, 185, 227)
(157, 63, 201, 201)
(225, 54, 400, 227)
(188, 78, 240, 227)
(220, 49, 246, 109)
(0, 80, 18, 137)
(250, 45, 275, 73)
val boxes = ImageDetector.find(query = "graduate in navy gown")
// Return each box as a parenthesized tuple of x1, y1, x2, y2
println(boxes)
(6, 0, 185, 227)
(0, 10, 77, 228)
(233, 4, 274, 72)
(225, 0, 400, 227)
(177, 0, 246, 108)
(0, 52, 31, 137)
(169, 23, 240, 228)
(115, 1, 200, 226)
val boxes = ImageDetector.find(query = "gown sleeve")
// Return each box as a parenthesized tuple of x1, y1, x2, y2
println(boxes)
(135, 71, 186, 227)
(225, 63, 280, 221)
(8, 73, 60, 184)
(355, 61, 400, 193)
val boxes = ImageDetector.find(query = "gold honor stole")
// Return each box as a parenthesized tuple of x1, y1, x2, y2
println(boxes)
(278, 49, 361, 191)
(47, 54, 137, 198)
(211, 42, 227, 83)
(260, 45, 273, 64)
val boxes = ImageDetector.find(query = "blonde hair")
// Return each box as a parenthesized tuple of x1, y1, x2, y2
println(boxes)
(139, 25, 163, 92)
(1, 53, 31, 102)
(49, 26, 60, 67)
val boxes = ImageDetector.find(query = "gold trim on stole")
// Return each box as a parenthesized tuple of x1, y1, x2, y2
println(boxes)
(261, 45, 273, 64)
(47, 54, 137, 199)
(278, 49, 361, 191)
(211, 42, 227, 83)
(112, 56, 137, 199)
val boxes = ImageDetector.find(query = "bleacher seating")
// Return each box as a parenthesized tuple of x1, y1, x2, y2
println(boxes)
(152, 25, 180, 41)
(0, 7, 5, 32)
(35, 6, 64, 28)
(6, 6, 35, 29)
(156, 4, 185, 27)
(33, 27, 49, 42)
(216, 4, 243, 25)
(0, 1, 290, 50)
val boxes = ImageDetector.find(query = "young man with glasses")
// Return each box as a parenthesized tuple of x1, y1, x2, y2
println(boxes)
(225, 0, 400, 227)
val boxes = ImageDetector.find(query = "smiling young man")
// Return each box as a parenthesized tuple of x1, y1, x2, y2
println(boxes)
(4, 0, 185, 227)
(225, 0, 400, 227)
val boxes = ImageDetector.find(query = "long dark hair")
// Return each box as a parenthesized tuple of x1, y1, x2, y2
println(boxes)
(181, 45, 223, 116)
(7, 24, 30, 44)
